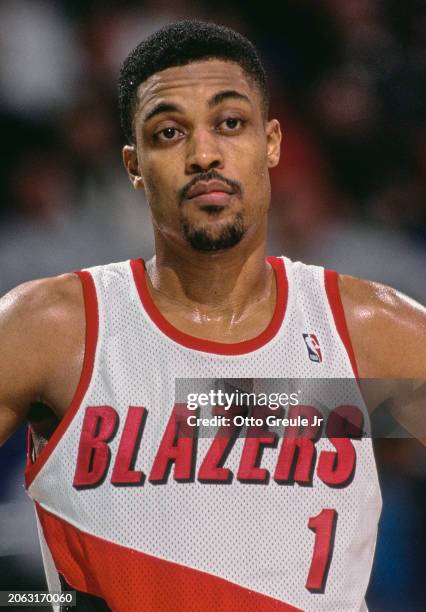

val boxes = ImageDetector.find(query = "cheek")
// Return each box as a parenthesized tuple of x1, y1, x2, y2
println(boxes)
(244, 157, 271, 214)
(140, 158, 176, 206)
(245, 152, 270, 192)
(241, 136, 268, 174)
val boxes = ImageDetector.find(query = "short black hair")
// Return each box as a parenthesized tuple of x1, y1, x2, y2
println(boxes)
(118, 20, 269, 144)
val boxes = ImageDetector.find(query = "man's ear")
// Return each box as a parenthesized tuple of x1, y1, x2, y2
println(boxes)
(122, 145, 144, 190)
(265, 119, 282, 168)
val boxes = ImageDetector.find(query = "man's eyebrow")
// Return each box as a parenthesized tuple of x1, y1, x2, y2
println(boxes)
(143, 102, 183, 123)
(208, 90, 251, 108)
(142, 91, 250, 123)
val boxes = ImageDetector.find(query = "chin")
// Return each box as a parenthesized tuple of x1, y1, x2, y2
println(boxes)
(181, 214, 246, 252)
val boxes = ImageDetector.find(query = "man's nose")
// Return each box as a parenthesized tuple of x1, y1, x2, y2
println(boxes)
(185, 128, 224, 174)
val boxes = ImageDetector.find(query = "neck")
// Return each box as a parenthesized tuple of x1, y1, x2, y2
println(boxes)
(146, 227, 272, 320)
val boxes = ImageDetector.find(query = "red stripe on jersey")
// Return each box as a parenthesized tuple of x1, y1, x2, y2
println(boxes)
(324, 270, 359, 378)
(130, 256, 288, 355)
(25, 271, 99, 488)
(36, 504, 302, 612)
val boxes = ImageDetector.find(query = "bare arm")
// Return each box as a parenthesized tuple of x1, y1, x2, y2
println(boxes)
(339, 275, 426, 443)
(0, 274, 84, 447)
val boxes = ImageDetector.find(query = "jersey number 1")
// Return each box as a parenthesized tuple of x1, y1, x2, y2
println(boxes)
(305, 509, 337, 592)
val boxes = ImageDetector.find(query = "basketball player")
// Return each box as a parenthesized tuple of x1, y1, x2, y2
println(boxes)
(0, 21, 425, 612)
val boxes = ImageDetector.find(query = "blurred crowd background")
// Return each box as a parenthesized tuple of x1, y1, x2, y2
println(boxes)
(0, 1, 425, 610)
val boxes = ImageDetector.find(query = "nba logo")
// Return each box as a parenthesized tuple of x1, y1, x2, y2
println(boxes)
(303, 334, 322, 363)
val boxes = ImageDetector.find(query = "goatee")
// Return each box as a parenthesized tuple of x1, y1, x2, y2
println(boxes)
(182, 213, 246, 252)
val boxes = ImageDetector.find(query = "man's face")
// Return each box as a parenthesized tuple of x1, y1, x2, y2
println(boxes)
(123, 59, 281, 252)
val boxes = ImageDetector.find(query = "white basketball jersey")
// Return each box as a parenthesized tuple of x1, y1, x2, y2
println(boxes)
(25, 256, 382, 612)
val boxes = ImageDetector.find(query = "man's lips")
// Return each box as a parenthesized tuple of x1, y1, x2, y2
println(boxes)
(189, 192, 232, 206)
(186, 180, 234, 200)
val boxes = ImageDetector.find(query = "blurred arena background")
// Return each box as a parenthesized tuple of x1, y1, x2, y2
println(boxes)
(0, 1, 425, 610)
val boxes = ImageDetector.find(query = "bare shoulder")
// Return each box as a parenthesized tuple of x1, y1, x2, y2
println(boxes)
(338, 274, 426, 377)
(0, 273, 84, 342)
(0, 273, 85, 445)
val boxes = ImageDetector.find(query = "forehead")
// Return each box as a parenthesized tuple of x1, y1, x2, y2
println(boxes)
(135, 59, 259, 115)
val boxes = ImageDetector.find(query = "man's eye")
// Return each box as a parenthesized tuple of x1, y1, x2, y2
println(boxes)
(219, 117, 245, 132)
(154, 127, 181, 142)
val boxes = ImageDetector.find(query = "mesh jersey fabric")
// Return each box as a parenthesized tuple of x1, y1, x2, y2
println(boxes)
(26, 256, 382, 612)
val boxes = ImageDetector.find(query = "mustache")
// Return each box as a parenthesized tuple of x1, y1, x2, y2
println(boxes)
(177, 169, 243, 204)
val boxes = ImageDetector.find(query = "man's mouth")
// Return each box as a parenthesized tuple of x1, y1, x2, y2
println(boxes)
(185, 180, 234, 205)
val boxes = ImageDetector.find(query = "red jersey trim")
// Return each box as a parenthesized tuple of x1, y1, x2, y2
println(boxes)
(324, 269, 359, 378)
(25, 271, 99, 488)
(25, 426, 34, 474)
(36, 503, 302, 612)
(130, 256, 288, 355)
